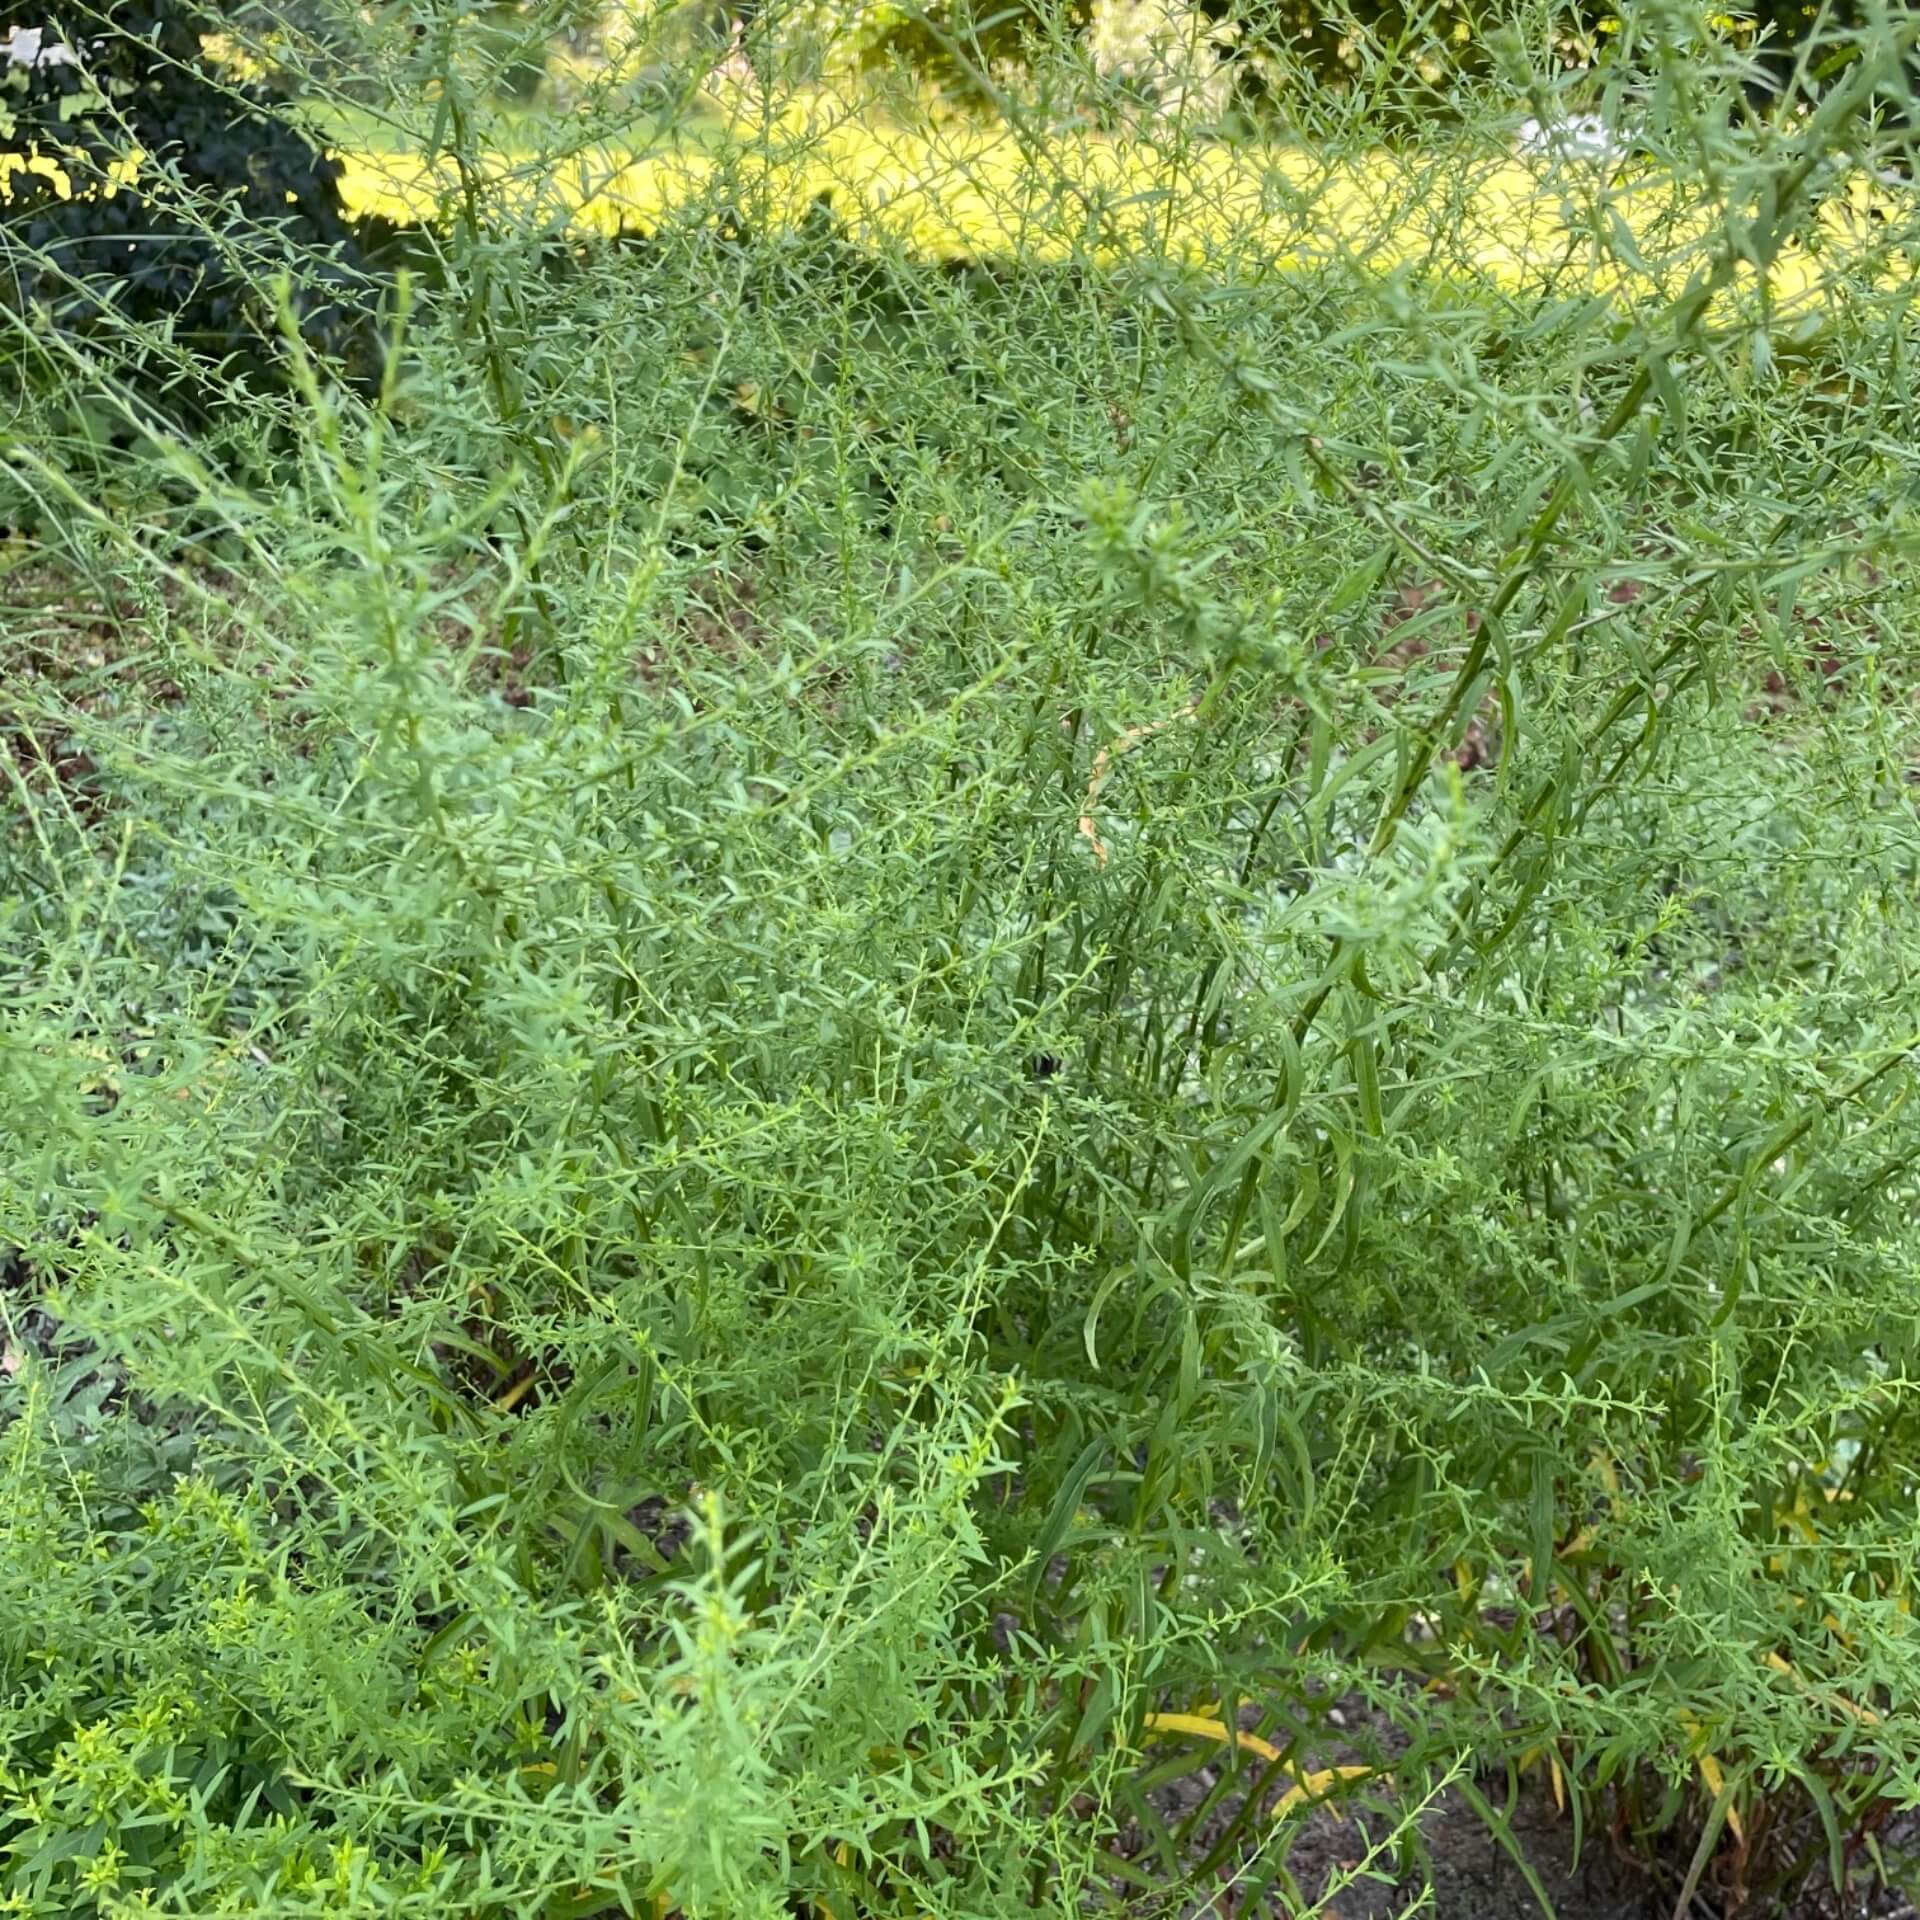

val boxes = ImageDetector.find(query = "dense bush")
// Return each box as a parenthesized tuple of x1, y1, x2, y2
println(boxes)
(4, 4, 1920, 1918)
(0, 0, 370, 398)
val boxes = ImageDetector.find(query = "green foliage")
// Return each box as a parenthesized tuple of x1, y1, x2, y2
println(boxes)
(5, 3, 1920, 1917)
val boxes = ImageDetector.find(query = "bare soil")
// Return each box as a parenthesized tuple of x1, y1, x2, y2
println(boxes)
(1134, 1693, 1919, 1920)
(1278, 1785, 1919, 1920)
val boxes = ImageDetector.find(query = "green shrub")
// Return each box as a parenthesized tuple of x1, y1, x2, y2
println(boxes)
(4, 4, 1920, 1918)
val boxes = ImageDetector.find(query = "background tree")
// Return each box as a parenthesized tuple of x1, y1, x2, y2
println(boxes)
(0, 0, 371, 398)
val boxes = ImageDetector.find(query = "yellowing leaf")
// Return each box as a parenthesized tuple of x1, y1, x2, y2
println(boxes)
(814, 1842, 852, 1920)
(1453, 1557, 1477, 1607)
(1697, 1755, 1744, 1845)
(1137, 1720, 1385, 1825)
(1140, 1712, 1282, 1766)
(1273, 1766, 1375, 1821)
(1774, 1495, 1820, 1546)
(1764, 1649, 1881, 1725)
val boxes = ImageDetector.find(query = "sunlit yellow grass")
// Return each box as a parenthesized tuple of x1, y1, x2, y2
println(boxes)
(0, 147, 142, 203)
(328, 86, 1913, 326)
(7, 61, 1907, 328)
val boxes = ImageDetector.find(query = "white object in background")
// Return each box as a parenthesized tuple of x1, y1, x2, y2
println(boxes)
(6, 25, 76, 68)
(1516, 111, 1623, 161)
